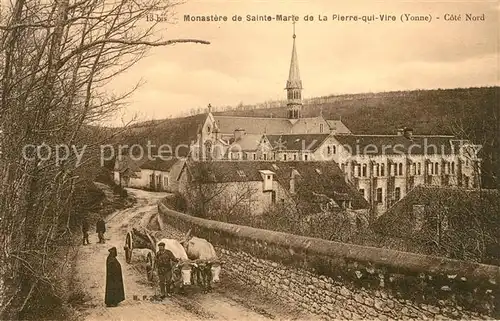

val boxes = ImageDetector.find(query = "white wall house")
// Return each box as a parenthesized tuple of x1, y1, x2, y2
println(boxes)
(114, 157, 182, 192)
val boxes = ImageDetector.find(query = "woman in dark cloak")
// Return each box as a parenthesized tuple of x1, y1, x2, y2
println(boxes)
(105, 247, 125, 307)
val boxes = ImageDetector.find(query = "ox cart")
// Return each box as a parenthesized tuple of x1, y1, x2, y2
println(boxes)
(123, 226, 158, 280)
(124, 226, 224, 293)
(123, 226, 198, 290)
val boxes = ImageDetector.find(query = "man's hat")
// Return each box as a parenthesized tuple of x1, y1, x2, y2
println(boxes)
(158, 242, 165, 246)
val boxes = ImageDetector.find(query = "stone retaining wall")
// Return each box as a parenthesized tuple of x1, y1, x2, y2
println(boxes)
(158, 199, 499, 320)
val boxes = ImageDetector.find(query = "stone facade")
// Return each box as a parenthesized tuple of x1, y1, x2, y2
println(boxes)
(219, 247, 492, 320)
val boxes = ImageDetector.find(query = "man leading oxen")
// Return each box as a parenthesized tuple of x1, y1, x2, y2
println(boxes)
(155, 242, 177, 298)
(180, 229, 223, 293)
(148, 238, 197, 297)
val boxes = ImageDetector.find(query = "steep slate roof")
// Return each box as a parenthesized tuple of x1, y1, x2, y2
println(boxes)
(214, 116, 294, 134)
(183, 161, 369, 210)
(333, 134, 464, 156)
(265, 134, 330, 151)
(213, 115, 332, 135)
(326, 120, 351, 133)
(227, 134, 263, 151)
(139, 158, 180, 172)
(114, 155, 147, 173)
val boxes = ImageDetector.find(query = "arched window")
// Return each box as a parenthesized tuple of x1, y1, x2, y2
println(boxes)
(398, 163, 403, 176)
(451, 162, 455, 174)
(204, 140, 212, 153)
(395, 187, 401, 200)
(332, 145, 336, 154)
(380, 164, 385, 176)
(434, 162, 439, 175)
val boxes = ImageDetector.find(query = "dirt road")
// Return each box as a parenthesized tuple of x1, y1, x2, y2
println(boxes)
(73, 188, 317, 321)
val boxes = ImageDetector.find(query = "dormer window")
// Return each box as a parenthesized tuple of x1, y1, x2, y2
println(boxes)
(259, 170, 275, 192)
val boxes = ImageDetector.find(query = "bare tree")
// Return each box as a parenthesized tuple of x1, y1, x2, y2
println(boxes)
(415, 188, 499, 263)
(182, 161, 259, 219)
(446, 110, 499, 262)
(449, 97, 499, 190)
(0, 0, 208, 317)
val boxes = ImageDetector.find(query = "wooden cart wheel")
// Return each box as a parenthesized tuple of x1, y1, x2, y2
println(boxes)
(124, 233, 133, 264)
(146, 252, 154, 281)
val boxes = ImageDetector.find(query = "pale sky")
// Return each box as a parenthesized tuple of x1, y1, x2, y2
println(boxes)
(106, 0, 499, 126)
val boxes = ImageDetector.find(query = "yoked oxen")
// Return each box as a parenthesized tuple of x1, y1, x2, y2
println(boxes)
(147, 238, 197, 293)
(180, 229, 224, 293)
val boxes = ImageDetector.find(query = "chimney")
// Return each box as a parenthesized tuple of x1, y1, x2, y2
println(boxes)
(234, 128, 245, 141)
(403, 127, 413, 139)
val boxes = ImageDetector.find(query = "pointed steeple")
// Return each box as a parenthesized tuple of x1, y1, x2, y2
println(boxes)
(286, 21, 303, 120)
(286, 21, 302, 90)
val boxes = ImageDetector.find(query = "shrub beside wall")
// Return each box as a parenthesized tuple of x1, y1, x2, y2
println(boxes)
(158, 199, 499, 319)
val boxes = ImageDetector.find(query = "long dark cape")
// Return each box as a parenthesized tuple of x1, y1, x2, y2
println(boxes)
(105, 255, 125, 306)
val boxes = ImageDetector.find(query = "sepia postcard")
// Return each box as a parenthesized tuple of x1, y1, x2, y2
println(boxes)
(0, 0, 498, 320)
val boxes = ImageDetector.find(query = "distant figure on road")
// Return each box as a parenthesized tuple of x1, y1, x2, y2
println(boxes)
(105, 247, 125, 307)
(96, 217, 106, 243)
(155, 242, 178, 299)
(82, 218, 90, 245)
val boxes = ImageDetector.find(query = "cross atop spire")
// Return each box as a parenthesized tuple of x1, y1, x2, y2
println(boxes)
(293, 20, 296, 38)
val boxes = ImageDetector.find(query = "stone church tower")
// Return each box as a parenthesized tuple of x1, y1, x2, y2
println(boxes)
(286, 22, 303, 120)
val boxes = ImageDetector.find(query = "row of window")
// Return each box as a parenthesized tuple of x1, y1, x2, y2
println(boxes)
(428, 161, 456, 175)
(230, 152, 310, 161)
(326, 145, 337, 155)
(359, 187, 401, 203)
(347, 160, 458, 178)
